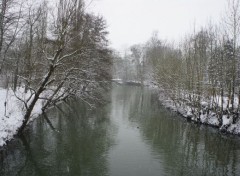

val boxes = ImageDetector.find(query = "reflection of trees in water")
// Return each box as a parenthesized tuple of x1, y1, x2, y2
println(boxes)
(0, 99, 115, 176)
(112, 85, 158, 125)
(2, 86, 240, 176)
(0, 133, 43, 176)
(119, 86, 240, 176)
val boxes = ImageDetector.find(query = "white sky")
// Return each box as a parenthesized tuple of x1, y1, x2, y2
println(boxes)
(89, 0, 227, 50)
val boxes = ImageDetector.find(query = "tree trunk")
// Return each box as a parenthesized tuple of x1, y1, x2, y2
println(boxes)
(18, 65, 54, 134)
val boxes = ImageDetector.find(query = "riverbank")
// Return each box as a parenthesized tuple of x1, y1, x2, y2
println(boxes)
(0, 87, 45, 147)
(2, 80, 240, 147)
(113, 79, 240, 135)
(2, 85, 240, 176)
(158, 90, 240, 135)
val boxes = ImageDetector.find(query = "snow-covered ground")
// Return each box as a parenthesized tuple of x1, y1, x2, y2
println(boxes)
(159, 92, 240, 135)
(0, 87, 45, 147)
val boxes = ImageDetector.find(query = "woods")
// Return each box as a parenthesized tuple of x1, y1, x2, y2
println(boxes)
(0, 0, 112, 133)
(1, 0, 240, 142)
(113, 0, 240, 131)
(2, 0, 240, 175)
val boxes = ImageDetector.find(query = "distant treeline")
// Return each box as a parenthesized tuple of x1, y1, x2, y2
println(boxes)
(114, 0, 240, 126)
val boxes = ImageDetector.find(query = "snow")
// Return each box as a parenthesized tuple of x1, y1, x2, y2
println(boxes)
(113, 78, 240, 136)
(222, 115, 233, 126)
(201, 101, 208, 107)
(0, 87, 45, 147)
(155, 86, 240, 135)
(208, 115, 220, 126)
(200, 114, 208, 123)
(112, 79, 124, 84)
(2, 78, 240, 147)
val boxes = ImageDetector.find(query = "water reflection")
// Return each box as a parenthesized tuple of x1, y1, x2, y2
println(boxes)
(115, 85, 240, 176)
(0, 100, 115, 176)
(1, 85, 240, 176)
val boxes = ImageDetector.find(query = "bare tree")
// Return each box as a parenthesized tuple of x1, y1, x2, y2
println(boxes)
(223, 0, 240, 112)
(0, 0, 23, 73)
(14, 0, 112, 133)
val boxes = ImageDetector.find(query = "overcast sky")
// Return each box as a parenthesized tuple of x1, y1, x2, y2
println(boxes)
(89, 0, 227, 50)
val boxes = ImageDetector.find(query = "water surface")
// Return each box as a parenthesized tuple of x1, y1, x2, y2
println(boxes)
(1, 85, 240, 176)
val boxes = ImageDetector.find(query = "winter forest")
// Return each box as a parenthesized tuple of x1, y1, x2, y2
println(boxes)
(1, 0, 240, 141)
(113, 0, 240, 133)
(2, 0, 240, 175)
(0, 0, 112, 143)
(1, 0, 240, 143)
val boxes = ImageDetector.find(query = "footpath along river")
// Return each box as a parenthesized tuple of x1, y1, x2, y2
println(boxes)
(1, 85, 240, 176)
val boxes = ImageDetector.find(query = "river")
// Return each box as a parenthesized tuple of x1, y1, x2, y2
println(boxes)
(1, 85, 240, 176)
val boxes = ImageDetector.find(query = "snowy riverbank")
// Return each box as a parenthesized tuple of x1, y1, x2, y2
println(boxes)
(2, 79, 240, 147)
(114, 79, 240, 135)
(159, 91, 240, 135)
(0, 88, 45, 147)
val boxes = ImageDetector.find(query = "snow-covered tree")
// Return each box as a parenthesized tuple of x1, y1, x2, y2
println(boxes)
(10, 0, 113, 133)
